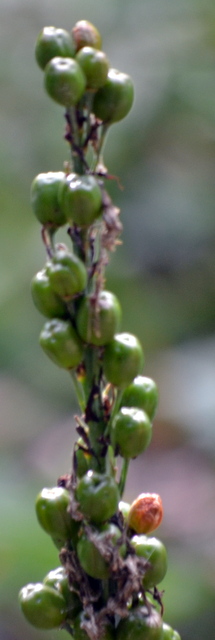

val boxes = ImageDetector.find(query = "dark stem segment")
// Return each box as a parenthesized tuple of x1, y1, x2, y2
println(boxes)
(61, 621, 75, 637)
(119, 458, 129, 497)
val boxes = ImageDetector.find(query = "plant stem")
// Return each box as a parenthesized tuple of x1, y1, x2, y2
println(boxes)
(67, 106, 85, 175)
(119, 458, 129, 497)
(93, 123, 109, 172)
(61, 621, 74, 637)
(104, 388, 123, 439)
(70, 370, 86, 413)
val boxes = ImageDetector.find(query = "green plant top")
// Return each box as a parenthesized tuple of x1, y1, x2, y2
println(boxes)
(19, 18, 181, 640)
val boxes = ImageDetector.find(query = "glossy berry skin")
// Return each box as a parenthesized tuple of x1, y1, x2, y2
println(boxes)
(73, 611, 114, 640)
(18, 582, 67, 629)
(43, 567, 81, 617)
(120, 376, 158, 421)
(35, 26, 75, 70)
(111, 407, 152, 459)
(77, 522, 123, 580)
(93, 68, 134, 123)
(128, 493, 163, 534)
(39, 318, 84, 369)
(31, 171, 67, 227)
(35, 487, 79, 546)
(162, 623, 181, 640)
(47, 245, 87, 300)
(72, 20, 102, 52)
(76, 290, 121, 346)
(75, 470, 119, 524)
(103, 332, 144, 388)
(59, 173, 102, 227)
(131, 534, 168, 589)
(76, 46, 109, 90)
(31, 267, 67, 318)
(116, 606, 163, 640)
(44, 57, 86, 107)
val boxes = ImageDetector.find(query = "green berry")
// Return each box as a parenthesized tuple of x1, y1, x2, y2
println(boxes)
(77, 523, 123, 580)
(76, 46, 109, 90)
(75, 470, 119, 524)
(35, 26, 75, 70)
(44, 56, 86, 107)
(116, 607, 163, 640)
(39, 318, 84, 369)
(76, 290, 121, 346)
(59, 173, 102, 227)
(31, 171, 67, 227)
(103, 332, 144, 388)
(35, 486, 79, 545)
(31, 267, 67, 318)
(130, 534, 168, 589)
(111, 407, 152, 459)
(162, 623, 181, 640)
(93, 68, 134, 123)
(120, 376, 158, 420)
(47, 244, 87, 300)
(18, 582, 67, 629)
(43, 567, 81, 617)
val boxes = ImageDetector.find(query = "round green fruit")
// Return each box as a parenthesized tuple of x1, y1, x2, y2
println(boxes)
(47, 245, 87, 300)
(77, 522, 123, 580)
(103, 332, 144, 388)
(44, 56, 86, 106)
(31, 267, 67, 318)
(93, 68, 134, 123)
(72, 20, 102, 52)
(116, 606, 163, 640)
(130, 535, 168, 589)
(43, 567, 81, 617)
(111, 407, 152, 459)
(162, 623, 181, 640)
(76, 290, 121, 346)
(75, 470, 119, 524)
(59, 173, 102, 227)
(19, 582, 67, 629)
(76, 46, 109, 90)
(35, 486, 79, 545)
(35, 26, 75, 70)
(31, 171, 67, 227)
(120, 376, 158, 421)
(39, 318, 84, 369)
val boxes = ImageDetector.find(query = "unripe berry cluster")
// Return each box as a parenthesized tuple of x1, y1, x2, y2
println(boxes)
(19, 19, 181, 640)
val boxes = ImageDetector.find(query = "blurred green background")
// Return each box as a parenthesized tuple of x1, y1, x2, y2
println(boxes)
(1, 1, 215, 639)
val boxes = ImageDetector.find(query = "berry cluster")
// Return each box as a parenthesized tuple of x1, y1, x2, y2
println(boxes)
(19, 20, 181, 640)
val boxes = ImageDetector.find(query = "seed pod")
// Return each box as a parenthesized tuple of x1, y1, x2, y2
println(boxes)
(35, 26, 75, 70)
(18, 583, 67, 629)
(44, 57, 86, 107)
(72, 20, 102, 52)
(128, 492, 163, 534)
(39, 318, 84, 369)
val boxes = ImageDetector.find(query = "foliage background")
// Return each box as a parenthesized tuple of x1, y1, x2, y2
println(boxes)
(1, 1, 215, 638)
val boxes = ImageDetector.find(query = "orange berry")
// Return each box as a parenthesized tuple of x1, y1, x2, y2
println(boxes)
(128, 492, 163, 534)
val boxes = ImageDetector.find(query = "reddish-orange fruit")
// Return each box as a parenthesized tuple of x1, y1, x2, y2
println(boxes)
(128, 492, 163, 534)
